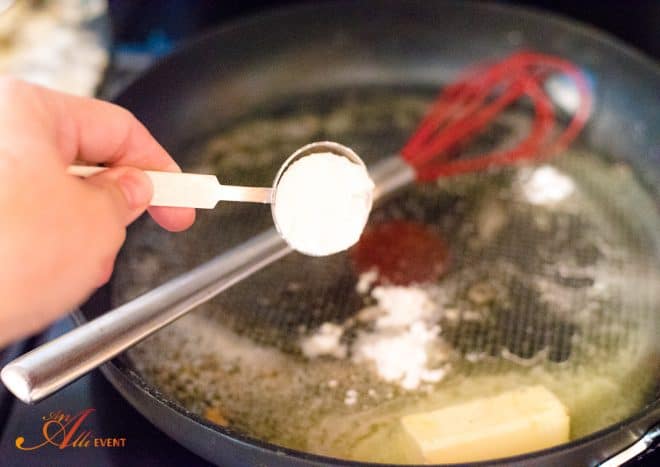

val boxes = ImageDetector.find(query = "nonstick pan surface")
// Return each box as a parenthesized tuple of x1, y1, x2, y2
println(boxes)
(77, 1, 660, 465)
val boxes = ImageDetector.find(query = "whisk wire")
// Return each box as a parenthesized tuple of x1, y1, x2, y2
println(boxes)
(401, 51, 592, 181)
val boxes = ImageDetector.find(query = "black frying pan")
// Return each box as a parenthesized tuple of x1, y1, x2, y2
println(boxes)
(77, 1, 659, 465)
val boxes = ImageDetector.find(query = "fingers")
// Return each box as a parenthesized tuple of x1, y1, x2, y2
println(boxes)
(33, 83, 172, 168)
(1, 78, 195, 232)
(53, 94, 196, 231)
(0, 80, 195, 345)
(84, 167, 196, 232)
(84, 167, 154, 226)
(68, 167, 153, 289)
(43, 89, 195, 231)
(0, 159, 148, 338)
(65, 167, 153, 291)
(147, 206, 196, 232)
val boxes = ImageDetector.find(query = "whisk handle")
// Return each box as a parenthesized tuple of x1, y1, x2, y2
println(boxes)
(1, 155, 414, 404)
(1, 230, 291, 404)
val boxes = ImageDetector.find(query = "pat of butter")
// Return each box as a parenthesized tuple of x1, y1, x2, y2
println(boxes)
(400, 386, 569, 463)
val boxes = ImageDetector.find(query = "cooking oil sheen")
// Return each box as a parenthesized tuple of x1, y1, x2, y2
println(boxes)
(117, 89, 660, 464)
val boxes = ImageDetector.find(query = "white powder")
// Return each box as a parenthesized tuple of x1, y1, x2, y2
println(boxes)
(273, 152, 374, 256)
(352, 285, 446, 390)
(300, 280, 449, 391)
(299, 323, 347, 359)
(344, 389, 358, 406)
(355, 269, 379, 294)
(370, 286, 436, 328)
(520, 165, 575, 205)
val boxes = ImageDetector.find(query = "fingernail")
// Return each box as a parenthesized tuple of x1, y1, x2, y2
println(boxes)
(118, 170, 152, 209)
(166, 161, 182, 172)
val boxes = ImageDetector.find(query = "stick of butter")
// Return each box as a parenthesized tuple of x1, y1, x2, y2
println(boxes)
(400, 385, 569, 463)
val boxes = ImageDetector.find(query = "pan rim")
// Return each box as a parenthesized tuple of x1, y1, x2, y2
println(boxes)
(110, 0, 659, 104)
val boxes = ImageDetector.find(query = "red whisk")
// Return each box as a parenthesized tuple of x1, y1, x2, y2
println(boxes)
(352, 51, 592, 285)
(401, 51, 592, 181)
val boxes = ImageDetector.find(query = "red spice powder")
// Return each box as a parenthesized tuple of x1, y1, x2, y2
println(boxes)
(350, 220, 450, 286)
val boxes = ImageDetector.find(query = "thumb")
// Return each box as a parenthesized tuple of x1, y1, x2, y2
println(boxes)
(84, 167, 153, 226)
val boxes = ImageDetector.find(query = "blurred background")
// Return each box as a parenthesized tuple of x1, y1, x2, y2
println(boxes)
(0, 0, 657, 99)
(109, 0, 658, 58)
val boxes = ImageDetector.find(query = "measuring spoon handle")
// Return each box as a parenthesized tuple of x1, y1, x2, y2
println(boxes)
(68, 165, 272, 208)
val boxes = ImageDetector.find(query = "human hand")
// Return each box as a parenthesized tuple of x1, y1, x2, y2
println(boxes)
(0, 78, 195, 346)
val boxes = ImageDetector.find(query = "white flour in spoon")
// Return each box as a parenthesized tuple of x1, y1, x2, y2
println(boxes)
(273, 152, 374, 256)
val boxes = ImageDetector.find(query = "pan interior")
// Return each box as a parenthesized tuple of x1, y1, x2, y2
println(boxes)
(114, 86, 660, 464)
